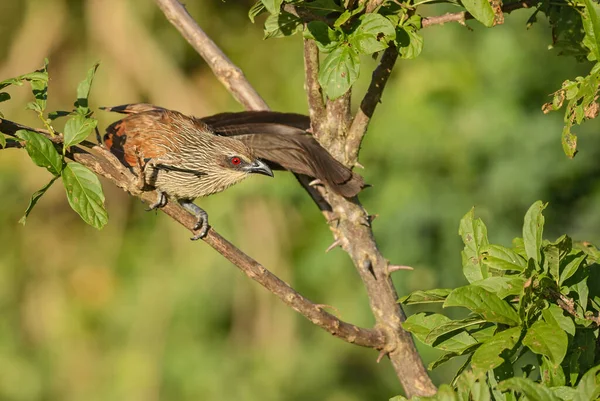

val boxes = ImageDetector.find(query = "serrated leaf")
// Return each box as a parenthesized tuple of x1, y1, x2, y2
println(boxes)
(522, 321, 567, 366)
(63, 115, 97, 149)
(497, 377, 561, 401)
(542, 304, 575, 336)
(582, 0, 600, 61)
(481, 244, 526, 273)
(348, 14, 395, 54)
(398, 288, 452, 305)
(75, 62, 99, 115)
(461, 0, 495, 27)
(260, 0, 282, 15)
(264, 11, 302, 39)
(248, 1, 266, 22)
(559, 252, 586, 286)
(444, 286, 519, 326)
(471, 327, 521, 374)
(318, 45, 360, 99)
(15, 130, 63, 175)
(62, 162, 108, 229)
(304, 21, 341, 52)
(459, 208, 490, 283)
(471, 277, 525, 299)
(19, 176, 59, 225)
(523, 201, 546, 265)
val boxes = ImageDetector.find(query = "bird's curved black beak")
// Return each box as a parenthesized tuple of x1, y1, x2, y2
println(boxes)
(247, 159, 274, 177)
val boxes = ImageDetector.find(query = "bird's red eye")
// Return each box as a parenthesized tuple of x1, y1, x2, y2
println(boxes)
(231, 157, 242, 166)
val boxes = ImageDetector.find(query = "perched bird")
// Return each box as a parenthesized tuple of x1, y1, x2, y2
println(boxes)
(102, 106, 274, 239)
(104, 103, 365, 198)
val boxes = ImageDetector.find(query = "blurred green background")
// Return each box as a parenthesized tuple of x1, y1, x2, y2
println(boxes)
(1, 0, 599, 400)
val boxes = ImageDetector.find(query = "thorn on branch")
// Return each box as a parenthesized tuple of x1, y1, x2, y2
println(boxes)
(326, 238, 342, 253)
(376, 349, 388, 363)
(309, 178, 324, 187)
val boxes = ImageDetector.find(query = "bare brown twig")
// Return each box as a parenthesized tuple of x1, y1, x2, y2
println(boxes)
(0, 117, 386, 349)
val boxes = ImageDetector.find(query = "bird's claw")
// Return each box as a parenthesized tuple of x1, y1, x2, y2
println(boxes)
(191, 218, 210, 240)
(146, 191, 167, 211)
(179, 200, 210, 240)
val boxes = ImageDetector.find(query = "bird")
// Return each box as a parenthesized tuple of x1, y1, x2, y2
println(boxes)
(103, 104, 365, 198)
(102, 105, 274, 239)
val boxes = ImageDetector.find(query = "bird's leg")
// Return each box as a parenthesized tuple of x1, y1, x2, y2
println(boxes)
(146, 191, 168, 211)
(131, 147, 168, 211)
(179, 200, 209, 240)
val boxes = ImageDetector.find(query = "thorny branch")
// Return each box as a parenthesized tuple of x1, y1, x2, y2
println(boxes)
(0, 117, 386, 350)
(153, 0, 437, 397)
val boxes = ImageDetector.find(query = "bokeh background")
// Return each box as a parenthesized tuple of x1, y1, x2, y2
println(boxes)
(0, 0, 599, 400)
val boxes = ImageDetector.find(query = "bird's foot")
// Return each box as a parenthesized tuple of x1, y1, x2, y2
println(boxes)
(146, 191, 167, 211)
(179, 200, 209, 240)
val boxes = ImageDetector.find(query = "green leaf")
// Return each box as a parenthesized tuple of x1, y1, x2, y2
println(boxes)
(471, 277, 525, 299)
(562, 124, 577, 158)
(582, 0, 600, 61)
(348, 14, 395, 55)
(470, 380, 491, 401)
(471, 327, 521, 374)
(19, 176, 59, 225)
(29, 59, 49, 112)
(74, 62, 99, 115)
(444, 285, 519, 326)
(48, 110, 73, 120)
(0, 92, 10, 102)
(461, 0, 495, 27)
(0, 134, 5, 149)
(15, 130, 63, 175)
(569, 330, 597, 385)
(497, 377, 561, 401)
(481, 245, 526, 272)
(260, 0, 282, 15)
(522, 321, 567, 366)
(459, 208, 490, 283)
(334, 4, 365, 28)
(559, 252, 586, 286)
(318, 45, 360, 99)
(304, 21, 342, 52)
(398, 288, 452, 305)
(542, 304, 575, 336)
(403, 313, 451, 342)
(248, 1, 266, 22)
(427, 316, 486, 343)
(297, 0, 343, 15)
(396, 17, 424, 60)
(540, 355, 566, 387)
(62, 162, 108, 229)
(264, 11, 302, 39)
(576, 364, 600, 401)
(523, 201, 546, 265)
(63, 115, 98, 149)
(551, 386, 578, 401)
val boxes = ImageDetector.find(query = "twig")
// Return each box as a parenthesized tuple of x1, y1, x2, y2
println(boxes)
(0, 117, 386, 350)
(554, 290, 600, 326)
(154, 0, 268, 111)
(422, 0, 536, 27)
(303, 38, 327, 136)
(346, 46, 398, 166)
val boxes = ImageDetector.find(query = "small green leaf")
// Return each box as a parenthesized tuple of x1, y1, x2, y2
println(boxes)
(396, 18, 424, 60)
(522, 321, 567, 366)
(471, 327, 521, 374)
(551, 386, 578, 401)
(260, 0, 282, 15)
(318, 45, 360, 99)
(559, 252, 586, 286)
(75, 62, 99, 115)
(444, 285, 519, 326)
(461, 0, 495, 27)
(562, 124, 577, 158)
(304, 21, 342, 52)
(0, 92, 10, 102)
(48, 110, 73, 120)
(248, 1, 266, 22)
(471, 277, 525, 299)
(62, 162, 108, 229)
(497, 377, 561, 401)
(19, 176, 59, 225)
(334, 4, 365, 28)
(0, 134, 5, 149)
(403, 313, 480, 353)
(297, 0, 343, 15)
(459, 208, 490, 283)
(63, 115, 98, 149)
(582, 0, 600, 61)
(542, 305, 575, 336)
(481, 244, 526, 272)
(523, 201, 546, 265)
(15, 129, 63, 175)
(427, 316, 486, 343)
(540, 355, 566, 387)
(28, 59, 49, 112)
(264, 11, 302, 39)
(348, 14, 395, 55)
(576, 364, 600, 401)
(398, 288, 452, 305)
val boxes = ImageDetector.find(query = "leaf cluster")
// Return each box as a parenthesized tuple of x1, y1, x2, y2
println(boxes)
(396, 201, 600, 400)
(0, 61, 108, 229)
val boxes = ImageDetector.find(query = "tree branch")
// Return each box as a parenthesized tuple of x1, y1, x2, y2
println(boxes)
(153, 1, 436, 396)
(346, 46, 398, 166)
(422, 0, 536, 28)
(303, 38, 327, 136)
(154, 0, 268, 111)
(0, 118, 386, 350)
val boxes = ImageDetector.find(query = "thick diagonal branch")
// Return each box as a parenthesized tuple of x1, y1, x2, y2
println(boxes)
(0, 118, 385, 349)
